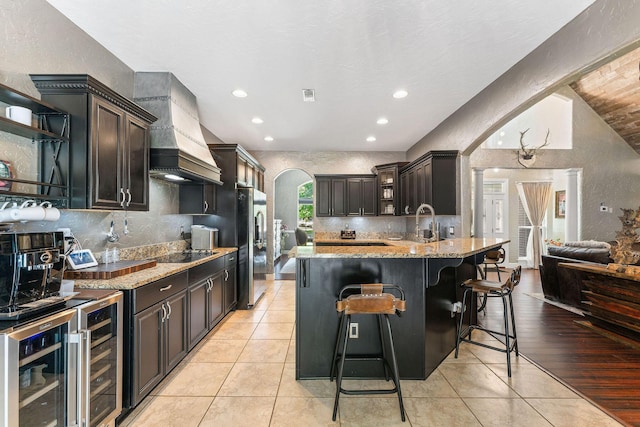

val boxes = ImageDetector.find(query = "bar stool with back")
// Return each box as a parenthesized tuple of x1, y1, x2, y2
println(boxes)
(330, 283, 407, 422)
(455, 265, 522, 377)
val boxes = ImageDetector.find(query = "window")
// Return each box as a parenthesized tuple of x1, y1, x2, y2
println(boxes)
(298, 181, 313, 228)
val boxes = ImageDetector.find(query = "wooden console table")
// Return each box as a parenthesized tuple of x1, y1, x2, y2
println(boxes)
(559, 262, 640, 340)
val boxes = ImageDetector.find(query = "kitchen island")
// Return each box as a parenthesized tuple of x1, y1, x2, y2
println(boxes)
(294, 238, 508, 380)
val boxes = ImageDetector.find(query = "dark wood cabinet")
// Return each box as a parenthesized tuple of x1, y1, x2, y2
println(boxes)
(315, 176, 346, 217)
(130, 271, 188, 407)
(347, 176, 376, 216)
(316, 175, 376, 217)
(399, 151, 458, 216)
(31, 74, 156, 210)
(187, 257, 226, 349)
(179, 183, 216, 214)
(207, 272, 225, 329)
(224, 253, 238, 313)
(373, 162, 407, 216)
(209, 143, 265, 192)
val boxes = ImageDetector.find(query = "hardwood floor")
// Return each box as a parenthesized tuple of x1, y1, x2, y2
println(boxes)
(481, 268, 640, 426)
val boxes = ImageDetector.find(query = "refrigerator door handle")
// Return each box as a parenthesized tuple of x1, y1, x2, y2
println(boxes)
(82, 329, 91, 427)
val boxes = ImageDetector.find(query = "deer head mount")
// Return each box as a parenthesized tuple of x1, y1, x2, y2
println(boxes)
(516, 128, 550, 168)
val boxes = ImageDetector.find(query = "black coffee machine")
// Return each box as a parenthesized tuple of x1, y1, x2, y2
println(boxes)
(0, 231, 65, 319)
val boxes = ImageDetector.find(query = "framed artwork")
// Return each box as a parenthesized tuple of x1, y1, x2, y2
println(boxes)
(555, 190, 566, 218)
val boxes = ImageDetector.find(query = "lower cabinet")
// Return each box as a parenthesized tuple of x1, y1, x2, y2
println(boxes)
(130, 271, 188, 408)
(224, 253, 237, 313)
(188, 257, 225, 350)
(124, 251, 239, 413)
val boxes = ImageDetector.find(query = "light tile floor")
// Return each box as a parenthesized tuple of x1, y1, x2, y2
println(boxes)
(120, 279, 623, 426)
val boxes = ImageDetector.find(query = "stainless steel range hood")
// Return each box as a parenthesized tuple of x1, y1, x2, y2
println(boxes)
(133, 72, 222, 184)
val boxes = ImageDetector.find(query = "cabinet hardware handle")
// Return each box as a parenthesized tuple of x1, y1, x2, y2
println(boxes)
(120, 188, 126, 207)
(126, 189, 132, 206)
(301, 259, 308, 288)
(160, 284, 172, 292)
(224, 270, 229, 281)
(161, 304, 167, 323)
(166, 301, 172, 319)
(204, 201, 209, 212)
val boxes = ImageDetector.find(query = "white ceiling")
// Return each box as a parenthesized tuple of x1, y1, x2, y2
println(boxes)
(47, 0, 596, 152)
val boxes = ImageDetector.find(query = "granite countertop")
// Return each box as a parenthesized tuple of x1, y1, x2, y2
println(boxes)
(293, 238, 508, 259)
(72, 247, 238, 291)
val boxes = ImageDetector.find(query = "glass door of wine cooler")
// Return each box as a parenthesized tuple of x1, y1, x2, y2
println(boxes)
(0, 308, 78, 427)
(77, 293, 122, 427)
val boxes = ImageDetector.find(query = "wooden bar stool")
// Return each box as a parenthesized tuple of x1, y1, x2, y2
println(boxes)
(455, 265, 522, 377)
(330, 283, 406, 422)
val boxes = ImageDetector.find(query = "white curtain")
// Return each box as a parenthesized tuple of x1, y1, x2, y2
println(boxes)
(516, 181, 553, 269)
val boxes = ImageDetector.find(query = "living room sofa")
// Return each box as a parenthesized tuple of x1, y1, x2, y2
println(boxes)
(540, 242, 613, 308)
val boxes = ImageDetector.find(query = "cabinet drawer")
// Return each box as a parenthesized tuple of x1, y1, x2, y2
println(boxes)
(225, 252, 237, 267)
(189, 258, 224, 285)
(134, 271, 188, 313)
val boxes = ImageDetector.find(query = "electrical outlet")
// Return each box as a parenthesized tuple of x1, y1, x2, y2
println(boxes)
(600, 206, 608, 212)
(349, 323, 359, 339)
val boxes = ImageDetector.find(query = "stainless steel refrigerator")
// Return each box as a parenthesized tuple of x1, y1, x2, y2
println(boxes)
(236, 187, 267, 309)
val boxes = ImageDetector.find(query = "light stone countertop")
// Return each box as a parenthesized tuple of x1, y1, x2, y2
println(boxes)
(72, 247, 238, 291)
(292, 238, 509, 259)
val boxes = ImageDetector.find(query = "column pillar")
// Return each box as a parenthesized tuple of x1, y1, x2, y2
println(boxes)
(473, 168, 484, 238)
(565, 169, 579, 241)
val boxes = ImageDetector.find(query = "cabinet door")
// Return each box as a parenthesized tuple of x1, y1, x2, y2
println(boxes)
(346, 178, 363, 216)
(208, 272, 225, 329)
(315, 177, 331, 217)
(224, 261, 237, 314)
(422, 160, 433, 207)
(237, 157, 247, 185)
(400, 172, 408, 215)
(165, 290, 188, 372)
(133, 303, 163, 406)
(331, 178, 347, 216)
(124, 114, 150, 211)
(91, 96, 125, 209)
(204, 184, 216, 214)
(361, 177, 377, 216)
(416, 164, 425, 206)
(188, 280, 209, 349)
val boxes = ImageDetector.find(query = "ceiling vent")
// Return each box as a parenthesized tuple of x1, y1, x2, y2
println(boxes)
(302, 89, 316, 102)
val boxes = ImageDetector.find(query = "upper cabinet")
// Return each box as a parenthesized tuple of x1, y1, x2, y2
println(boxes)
(372, 162, 408, 216)
(208, 144, 265, 192)
(0, 82, 70, 207)
(399, 150, 458, 216)
(179, 183, 216, 215)
(315, 175, 375, 217)
(31, 74, 157, 211)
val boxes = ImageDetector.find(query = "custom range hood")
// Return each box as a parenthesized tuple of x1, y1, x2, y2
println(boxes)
(133, 72, 222, 184)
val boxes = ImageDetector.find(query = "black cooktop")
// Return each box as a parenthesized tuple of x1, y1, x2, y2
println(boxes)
(153, 250, 218, 264)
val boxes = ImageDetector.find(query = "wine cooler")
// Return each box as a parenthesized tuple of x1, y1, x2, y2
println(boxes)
(0, 291, 122, 427)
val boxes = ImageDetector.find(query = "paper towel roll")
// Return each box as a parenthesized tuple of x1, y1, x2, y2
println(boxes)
(10, 207, 46, 221)
(43, 207, 60, 221)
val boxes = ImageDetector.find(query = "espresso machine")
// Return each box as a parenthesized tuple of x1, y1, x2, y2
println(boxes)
(0, 231, 66, 319)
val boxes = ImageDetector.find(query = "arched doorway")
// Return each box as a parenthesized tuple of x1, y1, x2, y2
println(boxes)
(273, 168, 313, 279)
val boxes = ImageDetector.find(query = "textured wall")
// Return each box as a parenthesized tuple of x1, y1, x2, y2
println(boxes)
(0, 0, 193, 256)
(470, 86, 640, 243)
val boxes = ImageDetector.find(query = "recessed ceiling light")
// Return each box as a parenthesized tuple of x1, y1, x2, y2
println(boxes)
(251, 117, 264, 124)
(377, 118, 389, 125)
(493, 168, 500, 173)
(366, 136, 376, 142)
(499, 131, 505, 137)
(497, 140, 503, 145)
(232, 89, 248, 98)
(393, 90, 408, 99)
(164, 174, 186, 181)
(264, 136, 274, 142)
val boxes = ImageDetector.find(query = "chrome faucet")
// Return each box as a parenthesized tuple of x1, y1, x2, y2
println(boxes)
(416, 203, 438, 242)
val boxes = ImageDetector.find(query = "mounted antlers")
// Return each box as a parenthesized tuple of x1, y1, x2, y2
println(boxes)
(517, 128, 550, 168)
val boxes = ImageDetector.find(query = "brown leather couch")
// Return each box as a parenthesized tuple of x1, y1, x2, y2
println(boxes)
(540, 245, 613, 308)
